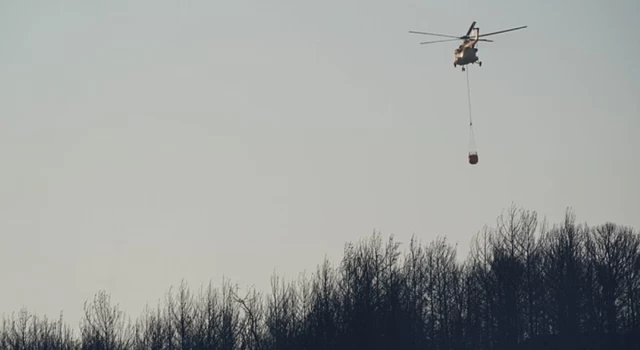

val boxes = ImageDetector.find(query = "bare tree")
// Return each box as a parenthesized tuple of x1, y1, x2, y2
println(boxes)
(79, 290, 132, 350)
(166, 281, 196, 350)
(585, 223, 639, 334)
(306, 258, 340, 350)
(264, 273, 300, 350)
(1, 308, 31, 350)
(401, 236, 429, 349)
(233, 287, 265, 350)
(466, 226, 497, 350)
(424, 237, 460, 350)
(622, 234, 640, 333)
(132, 304, 165, 350)
(490, 205, 533, 349)
(193, 282, 220, 350)
(219, 280, 242, 350)
(293, 272, 313, 350)
(539, 209, 586, 337)
(3, 205, 640, 350)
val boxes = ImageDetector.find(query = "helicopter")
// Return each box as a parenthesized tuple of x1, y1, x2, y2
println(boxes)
(409, 21, 527, 71)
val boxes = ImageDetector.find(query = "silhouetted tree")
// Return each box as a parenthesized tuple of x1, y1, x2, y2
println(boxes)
(192, 279, 241, 350)
(2, 205, 639, 350)
(264, 274, 299, 350)
(133, 304, 165, 350)
(79, 290, 132, 350)
(466, 227, 497, 350)
(0, 310, 77, 350)
(539, 210, 586, 337)
(306, 259, 340, 350)
(233, 287, 265, 350)
(585, 222, 640, 335)
(166, 281, 197, 350)
(401, 237, 429, 349)
(3, 308, 31, 350)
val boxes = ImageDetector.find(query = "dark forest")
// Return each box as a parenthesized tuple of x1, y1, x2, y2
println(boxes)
(2, 206, 639, 350)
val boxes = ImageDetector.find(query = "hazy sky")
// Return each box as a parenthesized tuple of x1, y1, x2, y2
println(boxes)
(1, 0, 638, 328)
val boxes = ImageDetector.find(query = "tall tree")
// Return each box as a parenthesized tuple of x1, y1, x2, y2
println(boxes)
(2, 205, 639, 350)
(79, 290, 132, 350)
(539, 209, 586, 337)
(585, 223, 640, 334)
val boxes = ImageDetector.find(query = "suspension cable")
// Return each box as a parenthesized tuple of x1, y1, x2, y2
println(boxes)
(466, 68, 473, 127)
(466, 68, 477, 151)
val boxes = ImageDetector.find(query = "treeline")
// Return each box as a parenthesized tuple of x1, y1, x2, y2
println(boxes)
(2, 206, 639, 350)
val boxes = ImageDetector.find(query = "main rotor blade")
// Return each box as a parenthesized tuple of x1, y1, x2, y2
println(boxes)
(418, 38, 493, 45)
(478, 25, 527, 37)
(465, 21, 476, 37)
(420, 38, 461, 45)
(409, 31, 461, 39)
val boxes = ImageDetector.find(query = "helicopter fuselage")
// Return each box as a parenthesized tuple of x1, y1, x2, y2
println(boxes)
(454, 46, 479, 66)
(453, 29, 482, 71)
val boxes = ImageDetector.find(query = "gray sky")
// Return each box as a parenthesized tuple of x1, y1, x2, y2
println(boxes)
(1, 0, 638, 328)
